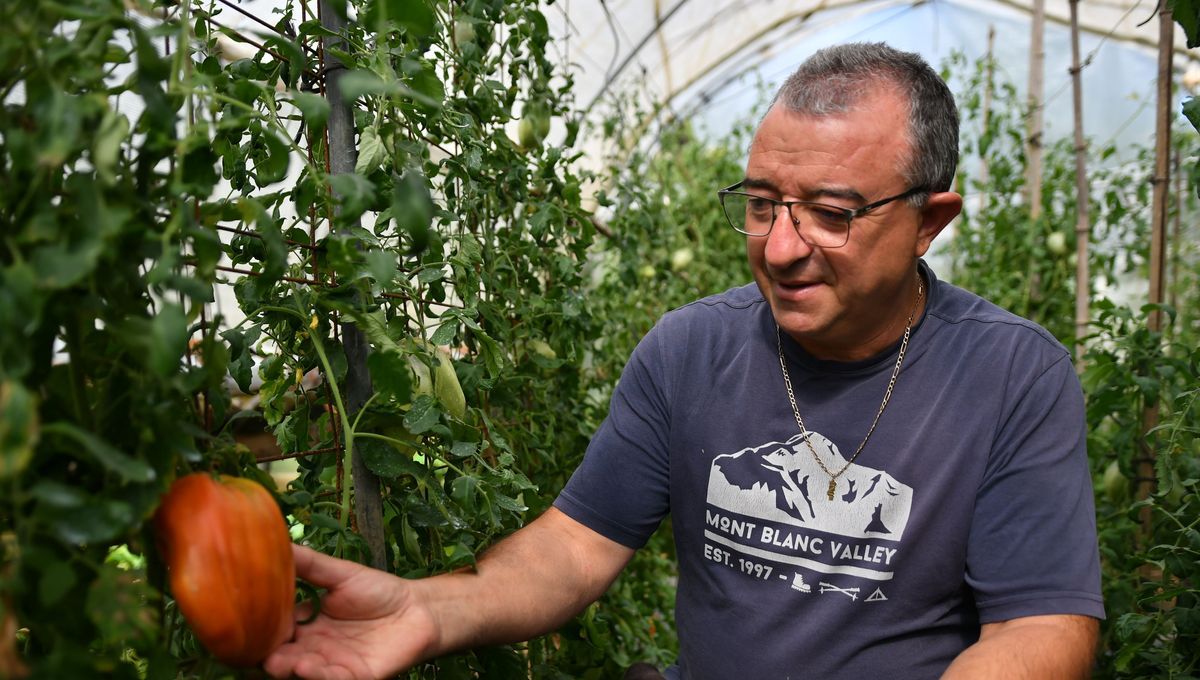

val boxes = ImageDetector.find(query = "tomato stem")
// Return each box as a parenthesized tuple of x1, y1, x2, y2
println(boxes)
(307, 327, 355, 539)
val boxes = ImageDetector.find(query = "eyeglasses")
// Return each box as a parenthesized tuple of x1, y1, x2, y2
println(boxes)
(716, 182, 927, 248)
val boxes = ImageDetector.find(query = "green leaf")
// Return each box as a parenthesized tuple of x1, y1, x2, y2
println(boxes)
(180, 144, 221, 195)
(362, 0, 436, 37)
(429, 321, 456, 346)
(360, 438, 430, 482)
(451, 474, 479, 511)
(147, 303, 190, 377)
(292, 90, 331, 131)
(347, 310, 402, 354)
(251, 126, 292, 187)
(222, 328, 255, 393)
(92, 109, 129, 184)
(365, 248, 397, 288)
(309, 513, 341, 531)
(449, 441, 477, 458)
(407, 61, 444, 111)
(328, 173, 376, 219)
(1171, 0, 1200, 47)
(393, 171, 432, 254)
(416, 267, 444, 285)
(87, 566, 158, 647)
(51, 500, 136, 544)
(0, 381, 38, 480)
(39, 561, 77, 607)
(337, 70, 397, 102)
(492, 491, 527, 513)
(355, 125, 388, 175)
(403, 394, 441, 434)
(1183, 97, 1200, 135)
(28, 479, 87, 508)
(44, 423, 156, 483)
(367, 351, 412, 403)
(264, 34, 306, 88)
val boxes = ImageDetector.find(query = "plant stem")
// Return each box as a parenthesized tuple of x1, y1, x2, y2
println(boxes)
(306, 328, 354, 534)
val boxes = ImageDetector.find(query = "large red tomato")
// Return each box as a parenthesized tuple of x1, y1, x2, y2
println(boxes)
(154, 473, 295, 667)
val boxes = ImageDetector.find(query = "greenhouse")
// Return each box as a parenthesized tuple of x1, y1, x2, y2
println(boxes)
(1, 0, 1198, 678)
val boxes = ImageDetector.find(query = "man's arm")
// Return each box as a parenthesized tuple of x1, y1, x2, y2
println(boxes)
(940, 614, 1099, 679)
(263, 508, 634, 680)
(419, 507, 635, 653)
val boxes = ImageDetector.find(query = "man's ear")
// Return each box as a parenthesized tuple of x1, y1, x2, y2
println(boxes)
(914, 191, 963, 257)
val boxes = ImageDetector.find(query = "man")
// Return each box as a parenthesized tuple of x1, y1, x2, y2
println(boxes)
(264, 43, 1103, 679)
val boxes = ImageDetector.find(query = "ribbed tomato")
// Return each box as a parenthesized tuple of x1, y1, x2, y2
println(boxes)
(154, 473, 295, 667)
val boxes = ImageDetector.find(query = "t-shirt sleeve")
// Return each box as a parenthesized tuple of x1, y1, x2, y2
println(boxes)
(966, 353, 1106, 622)
(553, 322, 673, 549)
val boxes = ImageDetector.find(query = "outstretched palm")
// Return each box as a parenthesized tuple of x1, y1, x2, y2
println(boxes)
(263, 545, 437, 680)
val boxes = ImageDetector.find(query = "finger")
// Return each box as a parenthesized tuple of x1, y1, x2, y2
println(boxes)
(292, 544, 364, 590)
(292, 599, 315, 625)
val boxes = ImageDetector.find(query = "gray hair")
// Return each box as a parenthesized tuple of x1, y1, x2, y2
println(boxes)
(770, 42, 959, 198)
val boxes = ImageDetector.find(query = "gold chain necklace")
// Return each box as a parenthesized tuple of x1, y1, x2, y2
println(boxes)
(775, 273, 924, 501)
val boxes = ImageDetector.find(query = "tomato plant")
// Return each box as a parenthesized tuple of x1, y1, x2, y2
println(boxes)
(949, 51, 1200, 678)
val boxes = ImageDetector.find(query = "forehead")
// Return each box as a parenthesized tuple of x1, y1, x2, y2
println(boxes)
(746, 92, 911, 194)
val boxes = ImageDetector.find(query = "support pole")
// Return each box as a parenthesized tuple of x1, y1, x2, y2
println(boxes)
(1138, 0, 1174, 537)
(320, 0, 388, 570)
(1068, 0, 1091, 370)
(978, 26, 995, 217)
(1025, 0, 1046, 220)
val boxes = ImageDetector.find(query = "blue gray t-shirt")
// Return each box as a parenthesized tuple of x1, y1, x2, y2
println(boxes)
(554, 262, 1104, 679)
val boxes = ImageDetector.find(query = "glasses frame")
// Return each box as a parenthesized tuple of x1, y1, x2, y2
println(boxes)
(716, 181, 928, 248)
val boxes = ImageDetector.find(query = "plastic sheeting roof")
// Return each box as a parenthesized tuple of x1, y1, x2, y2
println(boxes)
(551, 0, 1192, 150)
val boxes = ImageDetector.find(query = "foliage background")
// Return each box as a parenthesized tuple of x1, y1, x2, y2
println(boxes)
(1, 0, 1198, 678)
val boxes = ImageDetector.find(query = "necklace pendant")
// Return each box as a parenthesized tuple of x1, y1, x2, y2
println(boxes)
(827, 479, 837, 501)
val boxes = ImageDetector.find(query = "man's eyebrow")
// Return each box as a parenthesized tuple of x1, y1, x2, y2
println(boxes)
(741, 177, 866, 203)
(741, 177, 778, 193)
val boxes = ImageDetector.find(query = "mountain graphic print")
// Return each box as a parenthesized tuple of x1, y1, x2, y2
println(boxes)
(703, 432, 912, 582)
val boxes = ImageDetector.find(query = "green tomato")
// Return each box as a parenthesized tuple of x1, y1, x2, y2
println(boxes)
(531, 111, 550, 139)
(1102, 460, 1126, 503)
(670, 247, 694, 272)
(638, 264, 657, 279)
(1046, 231, 1068, 256)
(517, 107, 550, 150)
(406, 340, 467, 420)
(518, 117, 538, 150)
(453, 19, 476, 45)
(528, 339, 557, 360)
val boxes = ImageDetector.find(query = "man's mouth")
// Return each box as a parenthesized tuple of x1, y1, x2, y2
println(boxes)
(773, 280, 822, 299)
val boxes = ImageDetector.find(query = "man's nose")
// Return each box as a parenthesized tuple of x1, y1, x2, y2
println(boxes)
(764, 205, 814, 263)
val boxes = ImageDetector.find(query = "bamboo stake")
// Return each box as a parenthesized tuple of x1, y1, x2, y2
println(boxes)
(1170, 146, 1181, 331)
(1148, 8, 1172, 336)
(320, 0, 387, 569)
(1026, 0, 1046, 220)
(1138, 0, 1174, 537)
(978, 26, 995, 217)
(1068, 0, 1090, 370)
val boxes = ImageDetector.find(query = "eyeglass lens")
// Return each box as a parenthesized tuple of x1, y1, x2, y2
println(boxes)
(721, 194, 850, 247)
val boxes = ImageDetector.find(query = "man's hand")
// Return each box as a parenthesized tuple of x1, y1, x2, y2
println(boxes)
(262, 509, 634, 680)
(941, 614, 1099, 679)
(263, 544, 435, 680)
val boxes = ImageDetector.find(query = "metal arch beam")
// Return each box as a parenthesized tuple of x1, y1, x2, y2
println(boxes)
(986, 0, 1199, 61)
(612, 0, 902, 154)
(608, 0, 1194, 131)
(583, 0, 696, 114)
